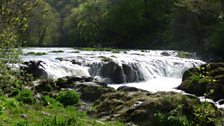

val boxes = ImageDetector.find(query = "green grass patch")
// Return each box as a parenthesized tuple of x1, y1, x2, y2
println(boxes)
(0, 95, 124, 126)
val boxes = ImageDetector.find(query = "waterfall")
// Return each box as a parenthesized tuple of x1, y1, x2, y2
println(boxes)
(22, 48, 205, 84)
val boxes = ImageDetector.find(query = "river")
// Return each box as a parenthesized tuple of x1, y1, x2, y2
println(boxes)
(22, 47, 204, 93)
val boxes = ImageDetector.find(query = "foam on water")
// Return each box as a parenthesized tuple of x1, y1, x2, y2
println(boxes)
(109, 78, 183, 93)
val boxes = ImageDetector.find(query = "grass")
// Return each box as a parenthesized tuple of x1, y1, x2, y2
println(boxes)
(24, 52, 47, 56)
(0, 95, 124, 126)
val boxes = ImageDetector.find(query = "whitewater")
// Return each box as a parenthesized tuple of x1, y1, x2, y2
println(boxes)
(22, 47, 204, 92)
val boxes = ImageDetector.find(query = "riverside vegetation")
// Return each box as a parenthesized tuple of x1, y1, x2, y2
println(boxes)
(0, 0, 224, 126)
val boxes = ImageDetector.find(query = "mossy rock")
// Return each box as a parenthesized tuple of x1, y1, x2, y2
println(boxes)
(93, 90, 220, 126)
(179, 63, 224, 101)
(50, 50, 64, 53)
(161, 51, 170, 56)
(177, 51, 193, 58)
(75, 83, 115, 102)
(24, 52, 47, 56)
(55, 76, 93, 88)
(35, 79, 57, 93)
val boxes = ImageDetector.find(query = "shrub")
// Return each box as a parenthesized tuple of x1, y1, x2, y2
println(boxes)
(154, 105, 192, 126)
(56, 90, 80, 106)
(16, 89, 35, 104)
(193, 102, 217, 126)
(42, 96, 62, 107)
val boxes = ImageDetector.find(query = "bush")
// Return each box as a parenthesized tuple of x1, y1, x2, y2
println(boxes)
(42, 96, 62, 107)
(16, 89, 35, 104)
(154, 105, 192, 126)
(56, 90, 80, 106)
(193, 102, 217, 126)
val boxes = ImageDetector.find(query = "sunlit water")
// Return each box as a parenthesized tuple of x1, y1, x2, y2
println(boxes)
(109, 78, 183, 93)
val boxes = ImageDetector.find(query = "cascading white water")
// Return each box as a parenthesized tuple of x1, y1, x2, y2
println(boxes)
(22, 47, 204, 92)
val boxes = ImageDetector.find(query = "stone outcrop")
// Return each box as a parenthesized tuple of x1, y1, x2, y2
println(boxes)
(178, 63, 224, 101)
(93, 90, 220, 126)
(21, 60, 47, 78)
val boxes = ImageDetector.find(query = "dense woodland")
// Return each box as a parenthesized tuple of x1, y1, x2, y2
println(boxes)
(20, 0, 224, 57)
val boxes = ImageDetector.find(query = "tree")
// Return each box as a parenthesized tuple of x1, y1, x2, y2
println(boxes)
(168, 0, 222, 53)
(0, 0, 41, 91)
(25, 2, 60, 46)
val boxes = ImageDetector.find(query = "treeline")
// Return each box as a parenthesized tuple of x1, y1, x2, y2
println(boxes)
(23, 0, 224, 56)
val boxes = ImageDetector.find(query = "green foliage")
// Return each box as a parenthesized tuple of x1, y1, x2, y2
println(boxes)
(154, 105, 192, 126)
(57, 90, 80, 106)
(16, 120, 29, 126)
(25, 1, 60, 46)
(0, 0, 41, 95)
(41, 116, 77, 126)
(0, 95, 123, 126)
(16, 89, 35, 104)
(193, 102, 217, 126)
(42, 96, 62, 107)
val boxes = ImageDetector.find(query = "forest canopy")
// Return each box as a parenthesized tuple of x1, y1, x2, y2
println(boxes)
(20, 0, 224, 57)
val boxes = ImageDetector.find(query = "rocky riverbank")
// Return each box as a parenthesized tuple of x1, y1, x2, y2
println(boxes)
(23, 74, 223, 126)
(5, 59, 223, 125)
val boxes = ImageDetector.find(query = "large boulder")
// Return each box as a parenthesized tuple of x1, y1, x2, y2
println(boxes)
(97, 61, 144, 84)
(56, 76, 93, 88)
(21, 61, 47, 79)
(75, 82, 115, 102)
(178, 63, 224, 101)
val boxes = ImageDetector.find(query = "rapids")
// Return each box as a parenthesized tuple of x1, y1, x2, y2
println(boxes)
(22, 47, 204, 92)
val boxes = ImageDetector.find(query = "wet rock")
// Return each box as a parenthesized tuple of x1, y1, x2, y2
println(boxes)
(161, 51, 170, 56)
(71, 59, 82, 66)
(113, 66, 126, 84)
(122, 64, 136, 82)
(21, 60, 47, 79)
(56, 76, 93, 88)
(100, 62, 119, 83)
(117, 86, 148, 92)
(99, 61, 144, 84)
